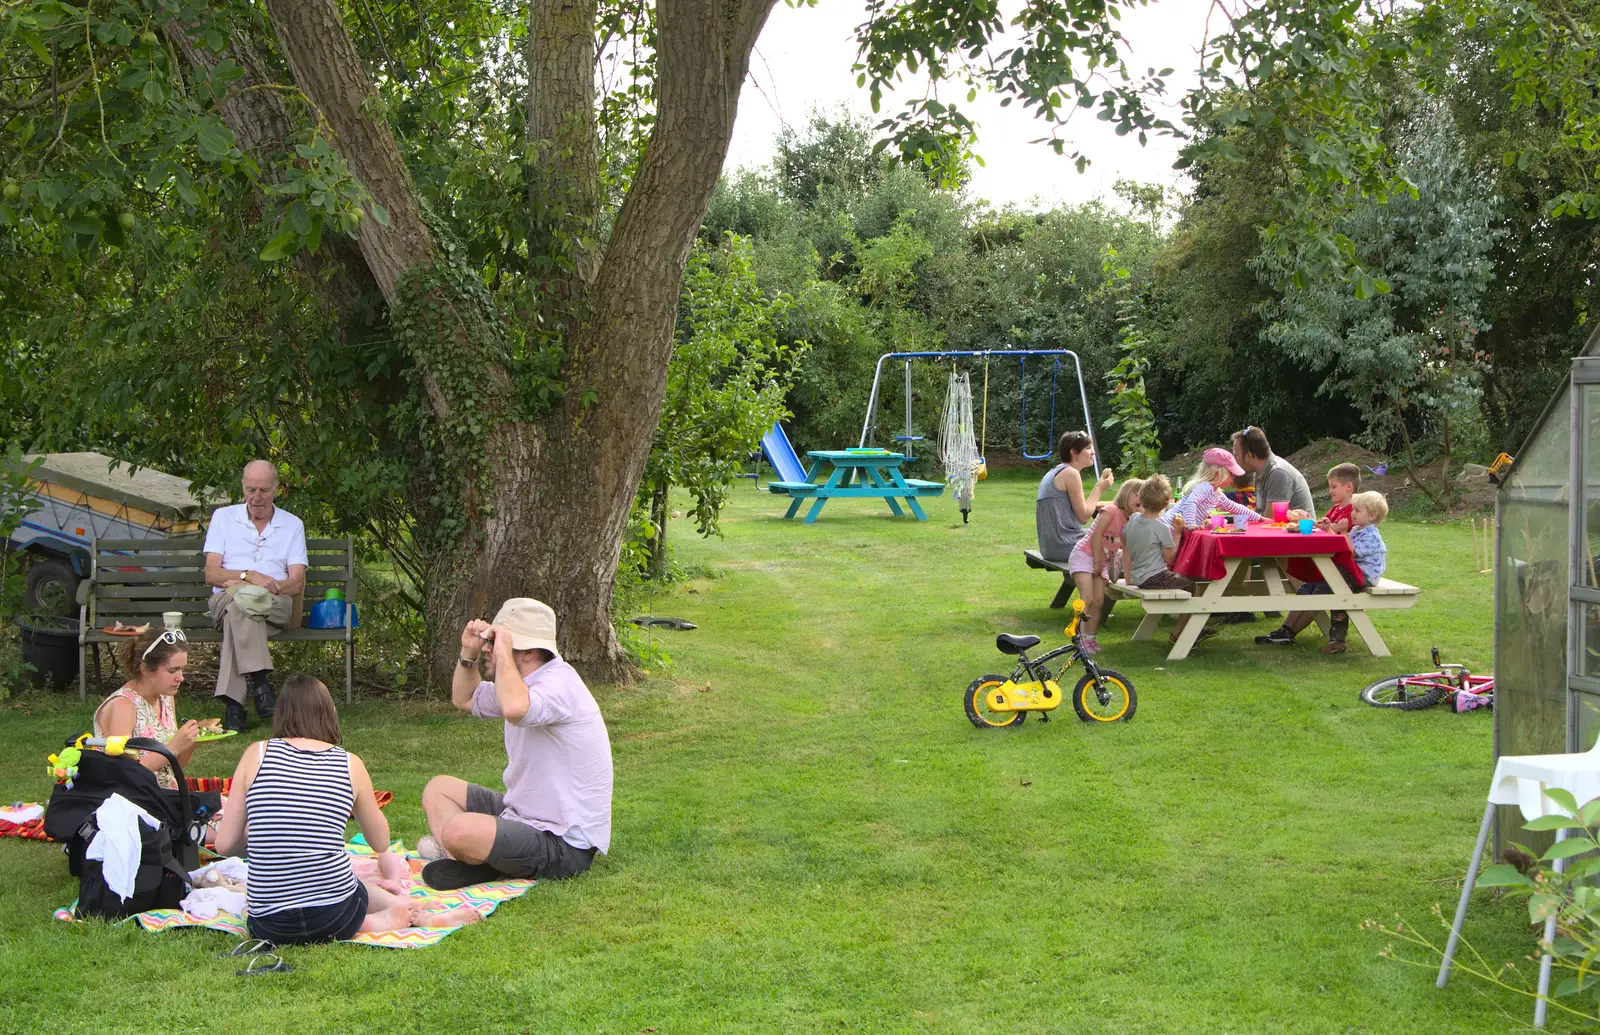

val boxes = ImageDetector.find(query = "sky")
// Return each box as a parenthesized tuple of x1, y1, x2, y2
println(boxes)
(725, 0, 1218, 210)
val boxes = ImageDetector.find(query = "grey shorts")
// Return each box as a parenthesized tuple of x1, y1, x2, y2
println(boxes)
(464, 784, 597, 880)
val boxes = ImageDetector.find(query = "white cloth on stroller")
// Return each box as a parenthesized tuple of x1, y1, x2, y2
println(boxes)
(85, 794, 162, 902)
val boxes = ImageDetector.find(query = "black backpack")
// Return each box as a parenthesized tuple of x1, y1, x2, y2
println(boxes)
(45, 738, 201, 920)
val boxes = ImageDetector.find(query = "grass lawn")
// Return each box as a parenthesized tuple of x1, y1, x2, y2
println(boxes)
(0, 469, 1547, 1033)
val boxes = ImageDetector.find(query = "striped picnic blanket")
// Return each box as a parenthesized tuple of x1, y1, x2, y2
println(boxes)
(54, 841, 533, 949)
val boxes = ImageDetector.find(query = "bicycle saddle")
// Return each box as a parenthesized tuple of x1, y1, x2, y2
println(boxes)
(996, 634, 1041, 655)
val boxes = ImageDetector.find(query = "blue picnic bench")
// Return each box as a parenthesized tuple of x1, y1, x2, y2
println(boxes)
(768, 449, 944, 523)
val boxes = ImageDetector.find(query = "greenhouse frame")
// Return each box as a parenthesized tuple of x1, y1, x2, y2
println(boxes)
(1495, 328, 1600, 842)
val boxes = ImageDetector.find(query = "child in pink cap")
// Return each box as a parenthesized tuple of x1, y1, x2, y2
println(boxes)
(1171, 447, 1267, 531)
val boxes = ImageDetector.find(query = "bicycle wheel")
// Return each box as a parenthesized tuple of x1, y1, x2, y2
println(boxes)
(1073, 669, 1136, 723)
(1359, 675, 1446, 711)
(965, 675, 1025, 729)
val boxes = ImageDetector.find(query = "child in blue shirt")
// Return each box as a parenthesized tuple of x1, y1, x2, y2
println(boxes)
(1257, 491, 1387, 654)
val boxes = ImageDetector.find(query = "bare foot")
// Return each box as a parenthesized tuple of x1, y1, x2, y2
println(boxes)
(374, 878, 412, 895)
(376, 850, 409, 882)
(408, 904, 483, 928)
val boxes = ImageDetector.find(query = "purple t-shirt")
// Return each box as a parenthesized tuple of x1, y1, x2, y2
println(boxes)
(471, 658, 614, 853)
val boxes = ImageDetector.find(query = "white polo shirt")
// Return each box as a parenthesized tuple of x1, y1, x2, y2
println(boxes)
(202, 504, 309, 592)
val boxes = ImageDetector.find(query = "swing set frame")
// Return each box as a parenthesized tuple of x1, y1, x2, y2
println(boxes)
(857, 349, 1100, 473)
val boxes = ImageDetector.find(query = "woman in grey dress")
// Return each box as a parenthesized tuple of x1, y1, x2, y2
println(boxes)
(1036, 430, 1115, 562)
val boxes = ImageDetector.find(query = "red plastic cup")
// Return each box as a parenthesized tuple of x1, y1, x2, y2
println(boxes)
(1271, 500, 1288, 522)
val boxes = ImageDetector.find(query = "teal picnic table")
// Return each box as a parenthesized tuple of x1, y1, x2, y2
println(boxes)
(768, 450, 945, 523)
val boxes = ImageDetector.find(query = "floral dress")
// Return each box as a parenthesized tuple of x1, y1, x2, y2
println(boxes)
(93, 687, 179, 790)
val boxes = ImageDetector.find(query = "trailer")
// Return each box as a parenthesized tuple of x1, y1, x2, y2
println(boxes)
(4, 453, 221, 614)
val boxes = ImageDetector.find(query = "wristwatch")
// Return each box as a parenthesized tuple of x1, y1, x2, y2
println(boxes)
(239, 568, 250, 580)
(458, 655, 480, 668)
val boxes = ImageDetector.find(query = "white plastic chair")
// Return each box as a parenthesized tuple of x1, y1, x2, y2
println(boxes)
(1437, 739, 1600, 1028)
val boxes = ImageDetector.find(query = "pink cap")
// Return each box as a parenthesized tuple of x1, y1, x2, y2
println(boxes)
(1204, 447, 1246, 478)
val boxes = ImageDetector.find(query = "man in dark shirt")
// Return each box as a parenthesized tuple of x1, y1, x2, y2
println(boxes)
(1232, 426, 1314, 518)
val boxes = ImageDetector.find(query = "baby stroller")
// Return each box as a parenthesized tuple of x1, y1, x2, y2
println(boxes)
(44, 736, 204, 919)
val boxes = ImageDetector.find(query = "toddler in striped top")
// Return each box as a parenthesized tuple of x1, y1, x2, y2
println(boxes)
(1172, 448, 1266, 530)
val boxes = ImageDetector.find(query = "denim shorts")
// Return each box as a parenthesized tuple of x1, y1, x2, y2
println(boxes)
(247, 883, 368, 945)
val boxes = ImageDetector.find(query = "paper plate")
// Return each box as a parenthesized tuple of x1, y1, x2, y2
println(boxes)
(194, 729, 239, 743)
(101, 625, 148, 637)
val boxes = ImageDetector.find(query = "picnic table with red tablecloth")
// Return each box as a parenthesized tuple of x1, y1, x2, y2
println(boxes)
(1106, 524, 1418, 660)
(1173, 524, 1357, 584)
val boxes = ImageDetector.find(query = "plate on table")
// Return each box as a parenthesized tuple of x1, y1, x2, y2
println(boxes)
(194, 729, 238, 743)
(101, 623, 150, 637)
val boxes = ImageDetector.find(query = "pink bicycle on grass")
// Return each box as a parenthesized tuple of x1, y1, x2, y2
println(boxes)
(1359, 648, 1494, 712)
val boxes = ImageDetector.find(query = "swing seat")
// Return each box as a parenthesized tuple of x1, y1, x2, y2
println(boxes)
(975, 458, 987, 481)
(893, 435, 924, 444)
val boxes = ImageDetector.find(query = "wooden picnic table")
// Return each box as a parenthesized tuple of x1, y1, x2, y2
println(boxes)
(767, 450, 944, 523)
(1106, 523, 1419, 660)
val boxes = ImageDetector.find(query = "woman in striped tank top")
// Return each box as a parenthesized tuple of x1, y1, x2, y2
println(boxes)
(213, 675, 481, 943)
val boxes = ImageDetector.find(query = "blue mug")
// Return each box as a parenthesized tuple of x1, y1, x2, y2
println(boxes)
(1298, 518, 1313, 534)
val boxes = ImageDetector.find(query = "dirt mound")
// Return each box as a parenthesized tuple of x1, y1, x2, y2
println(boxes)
(1150, 437, 1494, 514)
(1285, 439, 1496, 514)
(1285, 439, 1386, 477)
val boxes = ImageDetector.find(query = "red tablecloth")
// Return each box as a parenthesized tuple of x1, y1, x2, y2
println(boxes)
(1173, 525, 1356, 583)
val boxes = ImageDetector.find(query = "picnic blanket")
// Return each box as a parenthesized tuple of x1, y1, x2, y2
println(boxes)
(0, 804, 49, 841)
(5, 782, 393, 842)
(53, 841, 534, 949)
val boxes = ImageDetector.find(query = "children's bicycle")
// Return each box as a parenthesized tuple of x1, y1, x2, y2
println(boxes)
(964, 599, 1138, 728)
(1359, 648, 1494, 712)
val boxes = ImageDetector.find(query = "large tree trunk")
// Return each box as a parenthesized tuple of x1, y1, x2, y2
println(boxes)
(229, 0, 779, 686)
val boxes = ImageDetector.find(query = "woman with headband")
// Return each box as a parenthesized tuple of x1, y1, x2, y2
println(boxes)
(91, 627, 203, 790)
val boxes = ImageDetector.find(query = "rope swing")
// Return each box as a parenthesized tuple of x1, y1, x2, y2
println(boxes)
(939, 368, 981, 523)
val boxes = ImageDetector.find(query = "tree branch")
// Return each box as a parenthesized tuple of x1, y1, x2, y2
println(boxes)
(260, 0, 440, 304)
(0, 67, 93, 111)
(527, 0, 603, 287)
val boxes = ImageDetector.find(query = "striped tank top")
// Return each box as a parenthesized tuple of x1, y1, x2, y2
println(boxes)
(245, 739, 359, 916)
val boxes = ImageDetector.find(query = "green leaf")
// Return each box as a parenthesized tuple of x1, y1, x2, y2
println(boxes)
(196, 119, 233, 160)
(1547, 789, 1581, 815)
(287, 201, 311, 235)
(370, 203, 390, 227)
(1541, 836, 1598, 861)
(1525, 814, 1586, 831)
(1477, 863, 1534, 887)
(259, 230, 297, 262)
(1578, 797, 1600, 828)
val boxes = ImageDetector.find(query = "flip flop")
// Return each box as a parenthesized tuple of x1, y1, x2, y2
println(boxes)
(422, 859, 503, 890)
(219, 938, 276, 959)
(237, 953, 293, 976)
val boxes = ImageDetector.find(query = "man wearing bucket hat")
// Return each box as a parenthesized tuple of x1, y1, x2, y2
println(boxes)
(202, 460, 307, 732)
(418, 598, 614, 890)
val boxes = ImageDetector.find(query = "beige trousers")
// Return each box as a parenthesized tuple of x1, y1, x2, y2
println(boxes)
(208, 586, 293, 703)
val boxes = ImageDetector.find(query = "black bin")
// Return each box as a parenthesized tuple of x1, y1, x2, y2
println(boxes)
(15, 614, 81, 691)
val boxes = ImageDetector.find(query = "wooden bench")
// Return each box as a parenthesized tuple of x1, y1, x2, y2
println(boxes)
(903, 479, 948, 497)
(766, 481, 820, 495)
(1024, 549, 1078, 609)
(77, 535, 357, 701)
(1105, 563, 1421, 659)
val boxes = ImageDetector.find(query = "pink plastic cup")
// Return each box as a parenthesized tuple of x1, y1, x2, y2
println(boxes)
(1271, 500, 1289, 522)
(1210, 514, 1225, 530)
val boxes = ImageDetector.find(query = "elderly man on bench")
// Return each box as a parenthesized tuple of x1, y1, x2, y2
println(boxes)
(202, 460, 307, 732)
